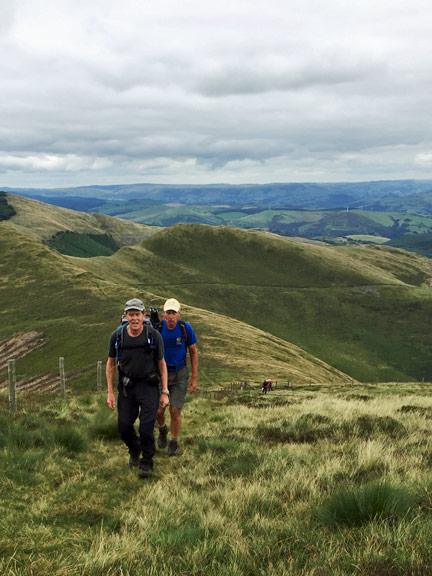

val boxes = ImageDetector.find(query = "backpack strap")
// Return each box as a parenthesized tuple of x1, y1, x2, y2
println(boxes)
(114, 323, 127, 363)
(179, 320, 188, 347)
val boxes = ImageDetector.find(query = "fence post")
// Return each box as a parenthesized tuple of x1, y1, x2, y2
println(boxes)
(59, 357, 66, 399)
(8, 359, 17, 412)
(97, 360, 102, 392)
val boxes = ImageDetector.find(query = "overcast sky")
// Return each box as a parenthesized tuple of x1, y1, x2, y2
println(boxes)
(1, 0, 432, 189)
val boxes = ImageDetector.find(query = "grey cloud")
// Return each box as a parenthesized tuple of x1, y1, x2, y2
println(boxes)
(194, 57, 383, 97)
(1, 0, 432, 187)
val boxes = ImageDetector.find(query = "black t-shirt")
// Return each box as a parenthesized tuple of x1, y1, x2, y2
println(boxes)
(108, 325, 164, 380)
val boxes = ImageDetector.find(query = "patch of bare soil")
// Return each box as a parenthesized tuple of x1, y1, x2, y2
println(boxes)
(0, 331, 45, 372)
(0, 328, 95, 395)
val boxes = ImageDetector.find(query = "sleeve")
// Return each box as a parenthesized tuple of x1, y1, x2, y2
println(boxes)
(108, 331, 117, 358)
(185, 322, 198, 346)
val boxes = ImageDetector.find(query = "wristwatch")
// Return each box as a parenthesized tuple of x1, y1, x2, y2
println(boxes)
(161, 390, 170, 396)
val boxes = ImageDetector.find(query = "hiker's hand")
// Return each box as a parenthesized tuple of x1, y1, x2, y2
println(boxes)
(107, 392, 116, 411)
(160, 394, 169, 408)
(188, 377, 197, 394)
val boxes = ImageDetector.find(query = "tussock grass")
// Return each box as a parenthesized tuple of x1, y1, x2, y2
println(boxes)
(2, 381, 432, 574)
(88, 406, 119, 440)
(314, 480, 419, 527)
(51, 425, 87, 453)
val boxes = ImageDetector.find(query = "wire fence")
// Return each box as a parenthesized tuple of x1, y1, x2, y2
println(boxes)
(0, 358, 104, 411)
(0, 354, 358, 412)
(2, 355, 430, 412)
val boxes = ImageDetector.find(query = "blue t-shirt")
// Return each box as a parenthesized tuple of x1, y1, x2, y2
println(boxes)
(160, 320, 197, 370)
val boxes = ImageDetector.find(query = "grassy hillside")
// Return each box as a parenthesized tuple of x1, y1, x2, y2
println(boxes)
(386, 232, 432, 258)
(5, 193, 160, 254)
(77, 224, 432, 382)
(0, 222, 349, 390)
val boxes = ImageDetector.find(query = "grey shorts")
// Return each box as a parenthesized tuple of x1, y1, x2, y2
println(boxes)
(167, 366, 189, 409)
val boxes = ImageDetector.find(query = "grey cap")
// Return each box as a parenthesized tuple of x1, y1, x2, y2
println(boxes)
(124, 298, 146, 312)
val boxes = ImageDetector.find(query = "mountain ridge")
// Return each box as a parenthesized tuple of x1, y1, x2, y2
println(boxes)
(4, 178, 432, 208)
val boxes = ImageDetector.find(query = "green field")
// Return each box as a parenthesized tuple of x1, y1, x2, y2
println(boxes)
(347, 235, 390, 244)
(46, 231, 120, 257)
(1, 382, 432, 575)
(91, 199, 432, 245)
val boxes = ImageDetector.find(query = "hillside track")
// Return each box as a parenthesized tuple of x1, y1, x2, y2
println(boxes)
(136, 281, 405, 289)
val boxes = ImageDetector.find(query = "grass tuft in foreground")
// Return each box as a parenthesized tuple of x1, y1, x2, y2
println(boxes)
(314, 480, 419, 527)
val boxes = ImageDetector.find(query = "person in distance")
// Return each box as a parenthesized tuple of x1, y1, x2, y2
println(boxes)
(106, 298, 169, 478)
(156, 298, 198, 456)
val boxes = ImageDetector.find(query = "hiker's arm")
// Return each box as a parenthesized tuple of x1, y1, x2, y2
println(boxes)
(188, 343, 198, 393)
(158, 357, 169, 408)
(106, 357, 116, 410)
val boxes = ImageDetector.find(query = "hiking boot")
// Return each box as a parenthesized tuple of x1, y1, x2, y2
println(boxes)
(138, 462, 153, 478)
(158, 424, 168, 449)
(129, 453, 140, 468)
(168, 438, 178, 456)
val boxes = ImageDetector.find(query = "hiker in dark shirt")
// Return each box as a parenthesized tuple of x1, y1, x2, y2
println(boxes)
(106, 298, 169, 478)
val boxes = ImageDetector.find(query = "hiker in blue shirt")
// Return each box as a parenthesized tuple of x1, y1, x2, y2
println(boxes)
(156, 298, 198, 456)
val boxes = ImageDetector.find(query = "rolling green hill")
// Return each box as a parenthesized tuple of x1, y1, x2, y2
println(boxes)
(0, 223, 350, 389)
(386, 232, 432, 258)
(5, 193, 161, 256)
(1, 195, 431, 385)
(76, 223, 432, 382)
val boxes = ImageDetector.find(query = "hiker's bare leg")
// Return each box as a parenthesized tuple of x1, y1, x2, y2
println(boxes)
(169, 405, 182, 437)
(157, 406, 166, 427)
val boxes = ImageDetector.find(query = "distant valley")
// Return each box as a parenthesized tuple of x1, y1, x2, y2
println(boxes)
(4, 179, 432, 257)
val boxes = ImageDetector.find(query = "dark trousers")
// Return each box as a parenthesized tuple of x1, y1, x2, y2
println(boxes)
(117, 382, 160, 465)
